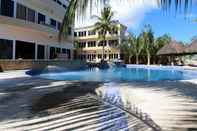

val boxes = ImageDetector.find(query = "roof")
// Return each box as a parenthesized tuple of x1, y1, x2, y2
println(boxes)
(185, 39, 197, 54)
(157, 40, 185, 56)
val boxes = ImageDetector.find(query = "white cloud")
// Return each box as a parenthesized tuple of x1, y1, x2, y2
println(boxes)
(75, 0, 159, 30)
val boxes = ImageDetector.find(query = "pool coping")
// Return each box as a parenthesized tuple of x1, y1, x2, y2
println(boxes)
(0, 67, 197, 85)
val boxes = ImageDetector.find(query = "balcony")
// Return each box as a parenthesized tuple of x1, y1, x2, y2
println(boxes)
(0, 15, 58, 34)
(18, 0, 67, 21)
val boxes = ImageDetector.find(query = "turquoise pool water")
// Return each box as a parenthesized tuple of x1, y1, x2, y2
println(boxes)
(38, 66, 197, 82)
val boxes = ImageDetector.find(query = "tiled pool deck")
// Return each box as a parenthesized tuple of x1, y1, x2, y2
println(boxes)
(0, 69, 197, 131)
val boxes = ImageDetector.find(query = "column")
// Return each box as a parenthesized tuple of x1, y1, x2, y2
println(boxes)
(46, 45, 50, 60)
(35, 44, 38, 60)
(13, 0, 17, 18)
(12, 40, 16, 60)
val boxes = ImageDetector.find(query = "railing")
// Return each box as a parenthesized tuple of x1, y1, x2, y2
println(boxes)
(90, 94, 162, 131)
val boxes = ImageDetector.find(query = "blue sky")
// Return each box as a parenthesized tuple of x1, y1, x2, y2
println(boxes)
(76, 0, 197, 43)
(129, 3, 197, 43)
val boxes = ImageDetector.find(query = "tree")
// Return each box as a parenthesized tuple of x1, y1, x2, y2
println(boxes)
(119, 40, 133, 64)
(93, 7, 118, 60)
(153, 34, 171, 64)
(59, 0, 191, 40)
(135, 35, 145, 64)
(141, 25, 154, 65)
(74, 40, 81, 59)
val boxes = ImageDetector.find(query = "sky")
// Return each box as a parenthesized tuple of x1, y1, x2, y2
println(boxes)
(75, 0, 197, 43)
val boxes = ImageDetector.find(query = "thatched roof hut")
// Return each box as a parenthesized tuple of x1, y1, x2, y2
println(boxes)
(185, 40, 197, 54)
(157, 41, 185, 56)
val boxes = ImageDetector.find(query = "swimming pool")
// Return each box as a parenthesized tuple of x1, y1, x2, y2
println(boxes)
(38, 65, 197, 82)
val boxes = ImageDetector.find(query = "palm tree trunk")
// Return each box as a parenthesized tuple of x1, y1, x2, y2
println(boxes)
(102, 45, 105, 60)
(136, 54, 139, 64)
(102, 36, 106, 61)
(147, 53, 150, 65)
(129, 56, 131, 64)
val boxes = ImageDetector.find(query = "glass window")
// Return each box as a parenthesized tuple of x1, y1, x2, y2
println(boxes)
(37, 45, 45, 59)
(0, 0, 14, 17)
(67, 49, 71, 59)
(57, 22, 61, 30)
(50, 47, 56, 59)
(38, 13, 45, 24)
(74, 32, 77, 37)
(56, 48, 61, 53)
(62, 48, 67, 54)
(27, 8, 35, 22)
(63, 4, 67, 9)
(50, 19, 56, 28)
(16, 3, 27, 20)
(57, 0, 62, 5)
(0, 39, 13, 59)
(16, 41, 35, 59)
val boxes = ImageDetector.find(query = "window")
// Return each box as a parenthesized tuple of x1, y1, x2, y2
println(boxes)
(50, 47, 56, 59)
(56, 48, 61, 53)
(57, 0, 62, 5)
(0, 0, 14, 17)
(16, 41, 35, 59)
(37, 45, 45, 59)
(27, 8, 35, 22)
(109, 40, 118, 47)
(50, 19, 56, 28)
(63, 4, 67, 9)
(98, 41, 107, 47)
(88, 41, 96, 47)
(67, 49, 71, 59)
(74, 32, 77, 37)
(79, 42, 86, 48)
(62, 48, 67, 54)
(114, 54, 118, 59)
(98, 54, 102, 59)
(38, 13, 45, 24)
(109, 29, 118, 35)
(0, 39, 13, 59)
(78, 31, 86, 37)
(16, 3, 27, 20)
(109, 54, 113, 59)
(57, 22, 61, 30)
(88, 30, 96, 36)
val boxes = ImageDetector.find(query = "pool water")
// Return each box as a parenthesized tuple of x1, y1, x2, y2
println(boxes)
(38, 66, 197, 82)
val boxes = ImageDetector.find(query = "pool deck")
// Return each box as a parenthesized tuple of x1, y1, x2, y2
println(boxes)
(0, 76, 156, 131)
(0, 69, 197, 131)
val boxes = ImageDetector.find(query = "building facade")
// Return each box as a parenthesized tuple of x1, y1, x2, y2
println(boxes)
(0, 0, 74, 60)
(74, 23, 127, 63)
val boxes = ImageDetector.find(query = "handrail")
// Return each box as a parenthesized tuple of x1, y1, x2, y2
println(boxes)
(89, 94, 162, 131)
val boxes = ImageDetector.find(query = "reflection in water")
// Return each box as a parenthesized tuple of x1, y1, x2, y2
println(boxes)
(97, 82, 197, 131)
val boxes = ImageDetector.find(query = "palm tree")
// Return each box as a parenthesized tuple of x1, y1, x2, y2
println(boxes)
(93, 7, 118, 60)
(59, 0, 191, 40)
(152, 34, 171, 64)
(74, 40, 81, 59)
(134, 35, 145, 64)
(141, 25, 154, 65)
(119, 40, 133, 64)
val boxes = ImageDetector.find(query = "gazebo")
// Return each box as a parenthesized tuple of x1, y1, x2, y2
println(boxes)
(185, 40, 197, 54)
(157, 40, 185, 65)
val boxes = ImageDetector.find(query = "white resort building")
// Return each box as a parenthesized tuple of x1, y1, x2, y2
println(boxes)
(0, 0, 74, 60)
(74, 23, 127, 63)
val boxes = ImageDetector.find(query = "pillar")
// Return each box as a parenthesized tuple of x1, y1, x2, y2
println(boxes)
(12, 40, 16, 60)
(35, 44, 37, 60)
